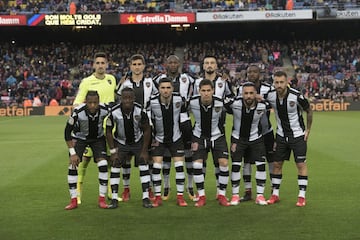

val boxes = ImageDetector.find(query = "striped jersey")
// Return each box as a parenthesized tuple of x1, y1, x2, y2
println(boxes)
(66, 103, 109, 140)
(188, 95, 225, 141)
(153, 73, 194, 101)
(116, 77, 157, 107)
(194, 75, 234, 99)
(266, 87, 310, 138)
(106, 102, 149, 145)
(148, 93, 186, 143)
(225, 97, 268, 142)
(237, 82, 273, 134)
(153, 73, 194, 123)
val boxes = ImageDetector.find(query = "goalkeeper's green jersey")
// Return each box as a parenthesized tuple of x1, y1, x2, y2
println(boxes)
(73, 73, 116, 105)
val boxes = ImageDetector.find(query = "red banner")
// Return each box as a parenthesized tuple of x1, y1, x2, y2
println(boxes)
(0, 15, 27, 26)
(120, 13, 195, 25)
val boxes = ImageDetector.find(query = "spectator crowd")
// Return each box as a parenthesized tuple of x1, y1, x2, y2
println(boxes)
(1, 0, 359, 15)
(1, 38, 359, 107)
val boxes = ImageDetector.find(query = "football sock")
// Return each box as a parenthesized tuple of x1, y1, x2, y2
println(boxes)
(97, 160, 108, 197)
(152, 162, 162, 196)
(174, 161, 185, 194)
(68, 165, 78, 198)
(110, 167, 120, 200)
(231, 161, 241, 195)
(298, 175, 308, 198)
(218, 165, 229, 196)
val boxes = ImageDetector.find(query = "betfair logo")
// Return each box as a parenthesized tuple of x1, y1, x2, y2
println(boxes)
(0, 106, 33, 116)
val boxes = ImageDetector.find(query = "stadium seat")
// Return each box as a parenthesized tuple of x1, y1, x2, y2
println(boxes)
(8, 1, 16, 7)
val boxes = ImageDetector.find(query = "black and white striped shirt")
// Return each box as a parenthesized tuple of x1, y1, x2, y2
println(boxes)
(237, 82, 273, 135)
(148, 93, 186, 143)
(266, 87, 310, 138)
(65, 103, 108, 141)
(116, 77, 157, 107)
(106, 102, 148, 145)
(189, 95, 225, 141)
(153, 73, 194, 101)
(154, 73, 195, 123)
(225, 97, 268, 142)
(194, 75, 234, 99)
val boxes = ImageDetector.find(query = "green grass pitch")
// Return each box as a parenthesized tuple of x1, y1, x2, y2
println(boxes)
(0, 111, 359, 240)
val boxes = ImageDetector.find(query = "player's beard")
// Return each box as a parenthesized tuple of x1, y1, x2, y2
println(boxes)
(205, 69, 215, 75)
(161, 94, 171, 103)
(276, 87, 287, 97)
(169, 67, 178, 75)
(248, 76, 258, 83)
(122, 105, 133, 114)
(244, 98, 255, 107)
(87, 106, 99, 115)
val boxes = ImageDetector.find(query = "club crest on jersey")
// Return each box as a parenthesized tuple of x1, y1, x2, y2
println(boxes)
(218, 82, 223, 88)
(134, 115, 141, 121)
(257, 110, 264, 115)
(215, 107, 222, 112)
(175, 102, 181, 108)
(289, 101, 296, 107)
(107, 79, 112, 85)
(181, 76, 187, 83)
(146, 82, 151, 88)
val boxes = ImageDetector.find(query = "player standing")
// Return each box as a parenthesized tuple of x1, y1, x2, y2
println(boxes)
(73, 52, 117, 204)
(265, 71, 313, 207)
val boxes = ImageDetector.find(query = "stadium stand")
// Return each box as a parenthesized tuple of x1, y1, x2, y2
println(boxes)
(1, 38, 358, 107)
(1, 0, 359, 14)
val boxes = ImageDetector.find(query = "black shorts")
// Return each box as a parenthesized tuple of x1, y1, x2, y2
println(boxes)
(192, 135, 229, 163)
(74, 137, 107, 161)
(151, 138, 185, 158)
(180, 119, 192, 149)
(114, 138, 146, 167)
(231, 137, 265, 164)
(274, 135, 307, 163)
(163, 148, 172, 159)
(263, 130, 275, 162)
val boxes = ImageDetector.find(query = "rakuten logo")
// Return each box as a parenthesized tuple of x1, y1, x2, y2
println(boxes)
(265, 12, 296, 18)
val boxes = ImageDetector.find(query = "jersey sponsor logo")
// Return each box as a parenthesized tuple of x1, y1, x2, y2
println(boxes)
(175, 102, 181, 108)
(215, 106, 222, 112)
(289, 101, 296, 107)
(181, 76, 187, 83)
(218, 82, 223, 88)
(146, 82, 151, 88)
(134, 115, 141, 121)
(257, 110, 264, 115)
